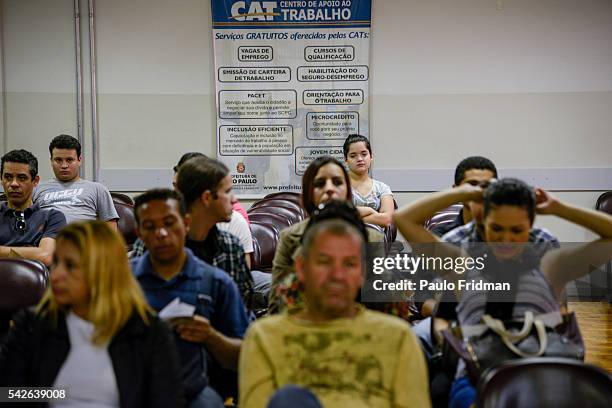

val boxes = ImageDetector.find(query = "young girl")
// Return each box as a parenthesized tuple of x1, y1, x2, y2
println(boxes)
(343, 134, 394, 228)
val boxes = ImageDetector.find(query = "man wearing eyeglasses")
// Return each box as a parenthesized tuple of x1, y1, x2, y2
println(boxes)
(1, 150, 66, 266)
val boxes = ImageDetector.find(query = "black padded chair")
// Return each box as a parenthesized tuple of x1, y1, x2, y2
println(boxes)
(248, 213, 293, 233)
(110, 192, 134, 206)
(477, 358, 612, 408)
(247, 203, 305, 224)
(0, 258, 48, 336)
(596, 191, 612, 215)
(262, 191, 302, 204)
(384, 198, 399, 243)
(113, 201, 137, 250)
(595, 191, 612, 301)
(424, 204, 463, 232)
(249, 198, 307, 219)
(250, 221, 279, 273)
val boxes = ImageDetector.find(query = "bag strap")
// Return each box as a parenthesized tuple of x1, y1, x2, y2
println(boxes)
(481, 311, 548, 358)
(482, 311, 533, 342)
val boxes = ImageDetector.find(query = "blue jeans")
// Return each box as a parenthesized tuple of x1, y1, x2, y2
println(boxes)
(251, 270, 272, 294)
(267, 385, 322, 408)
(188, 386, 224, 408)
(449, 376, 476, 408)
(251, 270, 272, 311)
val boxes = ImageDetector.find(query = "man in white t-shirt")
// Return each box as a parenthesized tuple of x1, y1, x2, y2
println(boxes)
(33, 134, 118, 228)
(217, 210, 253, 266)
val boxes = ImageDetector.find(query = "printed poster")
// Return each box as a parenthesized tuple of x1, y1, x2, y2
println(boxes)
(212, 0, 372, 197)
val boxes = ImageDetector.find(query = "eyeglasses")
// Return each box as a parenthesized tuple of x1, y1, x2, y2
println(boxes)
(14, 211, 26, 233)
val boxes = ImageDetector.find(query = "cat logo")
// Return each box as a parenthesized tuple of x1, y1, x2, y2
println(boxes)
(230, 1, 279, 21)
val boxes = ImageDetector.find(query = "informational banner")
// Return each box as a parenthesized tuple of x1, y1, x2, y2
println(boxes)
(211, 0, 371, 197)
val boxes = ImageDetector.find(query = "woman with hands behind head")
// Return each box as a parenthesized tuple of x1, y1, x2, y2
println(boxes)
(0, 221, 183, 407)
(394, 178, 612, 408)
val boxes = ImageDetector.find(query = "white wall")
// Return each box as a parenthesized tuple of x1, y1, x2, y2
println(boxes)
(1, 0, 611, 240)
(95, 0, 216, 169)
(1, 0, 77, 180)
(370, 0, 612, 182)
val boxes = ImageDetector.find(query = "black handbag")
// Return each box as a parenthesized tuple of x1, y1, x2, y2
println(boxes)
(452, 310, 585, 382)
(441, 257, 585, 382)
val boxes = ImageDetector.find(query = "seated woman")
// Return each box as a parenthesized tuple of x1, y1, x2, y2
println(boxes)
(393, 178, 612, 408)
(343, 134, 394, 228)
(268, 156, 386, 314)
(0, 221, 183, 407)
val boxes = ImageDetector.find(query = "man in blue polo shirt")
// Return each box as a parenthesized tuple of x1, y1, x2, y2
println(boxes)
(1, 149, 66, 266)
(130, 188, 249, 408)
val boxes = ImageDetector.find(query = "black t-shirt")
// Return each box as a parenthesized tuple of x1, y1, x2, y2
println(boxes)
(186, 229, 218, 265)
(0, 202, 66, 247)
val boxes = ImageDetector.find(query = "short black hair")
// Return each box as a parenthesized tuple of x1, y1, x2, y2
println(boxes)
(484, 178, 536, 224)
(301, 156, 352, 215)
(176, 156, 229, 208)
(49, 134, 81, 157)
(134, 188, 186, 225)
(173, 152, 207, 173)
(343, 134, 372, 159)
(302, 200, 367, 258)
(454, 156, 498, 186)
(1, 149, 38, 180)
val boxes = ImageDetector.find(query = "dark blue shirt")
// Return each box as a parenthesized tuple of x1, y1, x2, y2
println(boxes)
(131, 248, 249, 399)
(0, 202, 66, 247)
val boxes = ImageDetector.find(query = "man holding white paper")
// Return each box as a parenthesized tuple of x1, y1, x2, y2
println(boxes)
(130, 188, 250, 408)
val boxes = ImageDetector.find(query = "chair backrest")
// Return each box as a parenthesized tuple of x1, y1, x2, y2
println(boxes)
(477, 357, 612, 408)
(385, 198, 399, 243)
(0, 258, 49, 335)
(249, 198, 307, 218)
(262, 191, 302, 204)
(248, 205, 304, 225)
(250, 221, 279, 273)
(247, 213, 293, 232)
(113, 201, 137, 248)
(596, 191, 612, 215)
(110, 192, 134, 206)
(424, 204, 463, 231)
(0, 258, 48, 312)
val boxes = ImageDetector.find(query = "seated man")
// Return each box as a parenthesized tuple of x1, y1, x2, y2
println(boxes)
(217, 210, 272, 307)
(176, 156, 255, 308)
(172, 152, 250, 225)
(33, 134, 118, 227)
(130, 188, 250, 407)
(430, 155, 498, 237)
(1, 150, 66, 265)
(239, 214, 430, 408)
(131, 152, 253, 268)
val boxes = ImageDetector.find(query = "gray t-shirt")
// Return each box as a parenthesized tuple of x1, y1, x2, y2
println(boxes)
(352, 179, 393, 211)
(33, 178, 119, 224)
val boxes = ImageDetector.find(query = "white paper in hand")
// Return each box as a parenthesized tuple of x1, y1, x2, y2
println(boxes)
(158, 297, 195, 320)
